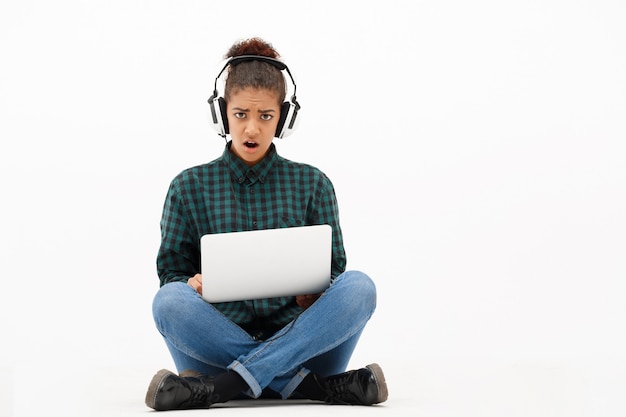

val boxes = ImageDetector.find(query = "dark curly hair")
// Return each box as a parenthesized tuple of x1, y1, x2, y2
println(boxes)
(223, 37, 286, 104)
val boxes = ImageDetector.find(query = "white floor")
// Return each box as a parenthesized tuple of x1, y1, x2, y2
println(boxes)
(5, 356, 626, 417)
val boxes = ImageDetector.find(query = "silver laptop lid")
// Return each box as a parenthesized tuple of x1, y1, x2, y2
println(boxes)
(200, 224, 332, 303)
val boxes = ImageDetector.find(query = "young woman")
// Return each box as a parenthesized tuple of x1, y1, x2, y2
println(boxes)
(145, 37, 388, 410)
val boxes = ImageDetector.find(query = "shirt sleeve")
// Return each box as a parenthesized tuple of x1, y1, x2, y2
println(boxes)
(156, 176, 200, 286)
(312, 173, 347, 280)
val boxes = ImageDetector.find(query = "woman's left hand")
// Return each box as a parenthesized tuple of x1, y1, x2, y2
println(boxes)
(296, 293, 322, 309)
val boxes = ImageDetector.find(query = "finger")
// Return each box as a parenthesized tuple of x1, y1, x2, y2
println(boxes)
(187, 276, 198, 291)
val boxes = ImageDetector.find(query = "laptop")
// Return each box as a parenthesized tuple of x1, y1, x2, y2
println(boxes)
(200, 224, 332, 303)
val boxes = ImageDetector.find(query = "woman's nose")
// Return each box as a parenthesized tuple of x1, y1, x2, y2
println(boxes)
(244, 119, 260, 135)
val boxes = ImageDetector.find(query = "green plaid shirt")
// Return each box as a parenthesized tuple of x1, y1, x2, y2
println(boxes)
(157, 142, 346, 328)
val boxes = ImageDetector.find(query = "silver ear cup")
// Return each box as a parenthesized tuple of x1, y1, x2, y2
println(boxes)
(208, 94, 228, 137)
(275, 101, 300, 139)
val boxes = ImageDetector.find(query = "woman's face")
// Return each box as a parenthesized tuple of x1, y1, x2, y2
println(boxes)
(226, 87, 281, 167)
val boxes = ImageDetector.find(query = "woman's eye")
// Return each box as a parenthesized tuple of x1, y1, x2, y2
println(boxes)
(260, 113, 273, 121)
(234, 112, 246, 119)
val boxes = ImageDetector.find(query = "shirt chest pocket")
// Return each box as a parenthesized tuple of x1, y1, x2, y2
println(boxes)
(282, 216, 306, 228)
(265, 216, 305, 230)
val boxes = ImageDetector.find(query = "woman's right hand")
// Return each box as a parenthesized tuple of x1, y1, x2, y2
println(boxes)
(187, 273, 203, 295)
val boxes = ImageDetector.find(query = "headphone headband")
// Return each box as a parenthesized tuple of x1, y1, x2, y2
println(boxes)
(227, 55, 287, 70)
(212, 55, 296, 98)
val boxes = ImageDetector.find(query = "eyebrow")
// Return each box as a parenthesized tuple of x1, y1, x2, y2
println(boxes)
(231, 107, 276, 113)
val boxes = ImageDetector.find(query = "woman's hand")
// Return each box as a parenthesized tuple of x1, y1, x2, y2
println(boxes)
(187, 273, 203, 295)
(296, 293, 322, 309)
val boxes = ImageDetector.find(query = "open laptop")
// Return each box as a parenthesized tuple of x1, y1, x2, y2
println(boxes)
(200, 224, 332, 303)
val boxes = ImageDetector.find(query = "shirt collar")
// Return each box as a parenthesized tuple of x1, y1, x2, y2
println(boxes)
(222, 141, 278, 185)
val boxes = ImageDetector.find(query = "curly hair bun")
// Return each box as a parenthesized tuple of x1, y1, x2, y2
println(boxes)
(226, 37, 280, 60)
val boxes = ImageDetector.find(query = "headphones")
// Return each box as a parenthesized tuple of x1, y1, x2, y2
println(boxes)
(208, 55, 301, 139)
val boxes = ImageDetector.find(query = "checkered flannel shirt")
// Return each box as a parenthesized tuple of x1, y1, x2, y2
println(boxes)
(157, 142, 347, 328)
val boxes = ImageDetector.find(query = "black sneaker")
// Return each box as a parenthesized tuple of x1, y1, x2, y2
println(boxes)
(323, 363, 388, 405)
(145, 369, 219, 411)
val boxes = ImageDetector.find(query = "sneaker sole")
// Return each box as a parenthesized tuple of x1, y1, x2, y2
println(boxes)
(145, 369, 176, 410)
(366, 363, 388, 404)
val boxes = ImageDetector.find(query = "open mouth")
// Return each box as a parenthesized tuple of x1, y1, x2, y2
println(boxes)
(244, 141, 259, 149)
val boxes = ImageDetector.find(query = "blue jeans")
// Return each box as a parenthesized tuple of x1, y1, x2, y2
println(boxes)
(152, 270, 377, 399)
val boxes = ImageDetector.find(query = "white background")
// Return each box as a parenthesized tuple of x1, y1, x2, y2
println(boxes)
(1, 1, 625, 416)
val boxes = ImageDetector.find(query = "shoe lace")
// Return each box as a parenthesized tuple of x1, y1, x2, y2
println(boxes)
(183, 378, 218, 407)
(325, 376, 364, 405)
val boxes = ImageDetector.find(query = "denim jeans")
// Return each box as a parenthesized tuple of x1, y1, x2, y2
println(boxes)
(152, 270, 377, 399)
